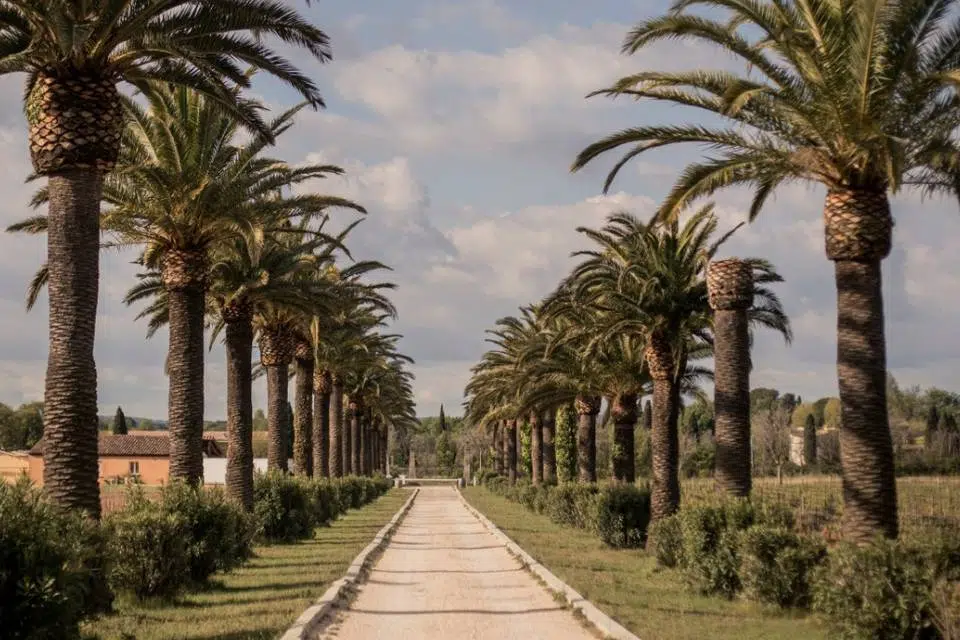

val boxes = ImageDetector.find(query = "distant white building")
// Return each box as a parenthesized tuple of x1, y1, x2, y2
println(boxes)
(202, 458, 292, 484)
(789, 429, 807, 466)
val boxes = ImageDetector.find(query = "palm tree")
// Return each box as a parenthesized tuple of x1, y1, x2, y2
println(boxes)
(111, 86, 361, 483)
(565, 208, 790, 521)
(570, 0, 960, 540)
(1, 0, 331, 515)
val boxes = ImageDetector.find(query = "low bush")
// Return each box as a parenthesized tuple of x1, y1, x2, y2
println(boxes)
(545, 483, 599, 530)
(0, 479, 113, 639)
(649, 514, 683, 568)
(307, 479, 341, 526)
(254, 472, 315, 543)
(105, 502, 191, 600)
(738, 525, 826, 608)
(812, 539, 937, 640)
(155, 483, 255, 584)
(593, 484, 651, 548)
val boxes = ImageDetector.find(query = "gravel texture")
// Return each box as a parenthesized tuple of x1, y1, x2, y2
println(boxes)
(317, 486, 597, 640)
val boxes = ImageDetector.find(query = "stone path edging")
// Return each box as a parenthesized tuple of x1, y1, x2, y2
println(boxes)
(279, 488, 420, 640)
(458, 489, 641, 640)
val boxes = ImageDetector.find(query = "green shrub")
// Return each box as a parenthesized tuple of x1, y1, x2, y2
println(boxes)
(518, 483, 541, 511)
(593, 483, 650, 548)
(307, 480, 341, 526)
(649, 514, 683, 568)
(105, 502, 191, 600)
(0, 479, 113, 639)
(677, 501, 762, 598)
(337, 476, 364, 510)
(254, 472, 314, 543)
(156, 483, 255, 584)
(545, 483, 598, 529)
(739, 525, 826, 608)
(812, 539, 937, 640)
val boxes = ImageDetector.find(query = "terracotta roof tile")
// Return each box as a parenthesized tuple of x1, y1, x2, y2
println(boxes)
(29, 434, 223, 457)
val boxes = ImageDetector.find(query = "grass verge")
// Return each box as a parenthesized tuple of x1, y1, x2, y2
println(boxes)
(84, 488, 412, 640)
(462, 487, 828, 640)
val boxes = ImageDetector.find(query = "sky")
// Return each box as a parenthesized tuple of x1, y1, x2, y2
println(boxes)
(0, 0, 959, 420)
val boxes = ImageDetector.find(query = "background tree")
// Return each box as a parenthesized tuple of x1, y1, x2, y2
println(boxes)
(435, 430, 456, 477)
(804, 413, 817, 467)
(555, 403, 577, 483)
(112, 407, 128, 435)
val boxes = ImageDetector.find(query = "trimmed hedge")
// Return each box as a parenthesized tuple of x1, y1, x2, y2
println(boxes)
(0, 478, 112, 639)
(481, 474, 650, 548)
(254, 472, 392, 543)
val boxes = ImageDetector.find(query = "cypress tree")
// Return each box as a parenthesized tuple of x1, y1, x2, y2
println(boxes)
(803, 413, 817, 466)
(926, 405, 940, 449)
(439, 404, 446, 432)
(643, 400, 653, 430)
(112, 406, 128, 435)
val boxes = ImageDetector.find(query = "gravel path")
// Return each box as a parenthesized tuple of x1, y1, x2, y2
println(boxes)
(317, 486, 596, 640)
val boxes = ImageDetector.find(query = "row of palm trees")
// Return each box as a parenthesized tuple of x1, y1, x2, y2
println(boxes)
(464, 206, 791, 525)
(471, 0, 960, 543)
(2, 1, 416, 517)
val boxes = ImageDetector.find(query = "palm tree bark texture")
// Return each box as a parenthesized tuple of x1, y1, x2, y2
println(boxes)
(349, 397, 362, 475)
(825, 188, 898, 540)
(492, 421, 502, 475)
(293, 342, 313, 476)
(341, 392, 351, 475)
(31, 73, 123, 517)
(163, 250, 207, 484)
(224, 303, 254, 511)
(647, 335, 680, 524)
(506, 419, 518, 484)
(708, 259, 753, 499)
(541, 408, 556, 483)
(313, 370, 331, 478)
(530, 411, 543, 485)
(260, 329, 295, 472)
(328, 375, 344, 477)
(611, 393, 638, 483)
(575, 395, 600, 483)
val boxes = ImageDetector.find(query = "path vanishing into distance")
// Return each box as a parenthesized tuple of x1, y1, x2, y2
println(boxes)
(317, 487, 596, 640)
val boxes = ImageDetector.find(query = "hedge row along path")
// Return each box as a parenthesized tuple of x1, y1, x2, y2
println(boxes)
(317, 486, 596, 639)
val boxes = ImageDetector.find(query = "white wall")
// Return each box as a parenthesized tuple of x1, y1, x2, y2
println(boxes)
(203, 458, 292, 485)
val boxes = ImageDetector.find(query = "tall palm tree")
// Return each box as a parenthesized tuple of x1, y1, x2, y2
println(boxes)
(566, 208, 790, 521)
(110, 86, 359, 483)
(571, 0, 960, 540)
(0, 0, 331, 515)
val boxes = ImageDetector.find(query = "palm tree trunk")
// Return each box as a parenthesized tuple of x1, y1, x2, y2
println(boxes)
(612, 393, 638, 483)
(575, 396, 599, 482)
(824, 188, 898, 541)
(494, 421, 503, 475)
(349, 399, 361, 475)
(359, 419, 368, 476)
(166, 280, 205, 484)
(266, 365, 289, 472)
(709, 259, 753, 498)
(293, 358, 313, 476)
(42, 170, 102, 516)
(225, 315, 254, 511)
(506, 419, 518, 484)
(312, 370, 330, 478)
(380, 423, 388, 474)
(541, 408, 556, 483)
(329, 378, 343, 477)
(530, 411, 543, 485)
(650, 378, 680, 523)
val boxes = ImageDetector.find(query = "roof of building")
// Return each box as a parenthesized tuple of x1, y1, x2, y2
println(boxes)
(0, 450, 30, 457)
(30, 434, 223, 457)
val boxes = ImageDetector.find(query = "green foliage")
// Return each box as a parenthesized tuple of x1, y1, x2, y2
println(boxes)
(649, 514, 683, 568)
(518, 419, 532, 476)
(254, 473, 314, 542)
(253, 408, 268, 432)
(813, 540, 937, 640)
(555, 403, 577, 483)
(435, 431, 456, 477)
(104, 503, 191, 600)
(154, 483, 255, 584)
(803, 415, 817, 466)
(680, 441, 715, 478)
(593, 483, 651, 548)
(739, 526, 826, 608)
(112, 406, 128, 435)
(253, 472, 390, 543)
(635, 424, 652, 477)
(0, 479, 112, 639)
(0, 402, 45, 450)
(483, 476, 650, 549)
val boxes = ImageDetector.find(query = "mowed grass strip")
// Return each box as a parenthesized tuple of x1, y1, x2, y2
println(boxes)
(462, 487, 828, 640)
(84, 488, 412, 640)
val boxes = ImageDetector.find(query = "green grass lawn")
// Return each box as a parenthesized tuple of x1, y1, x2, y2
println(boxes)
(462, 487, 829, 640)
(83, 488, 412, 640)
